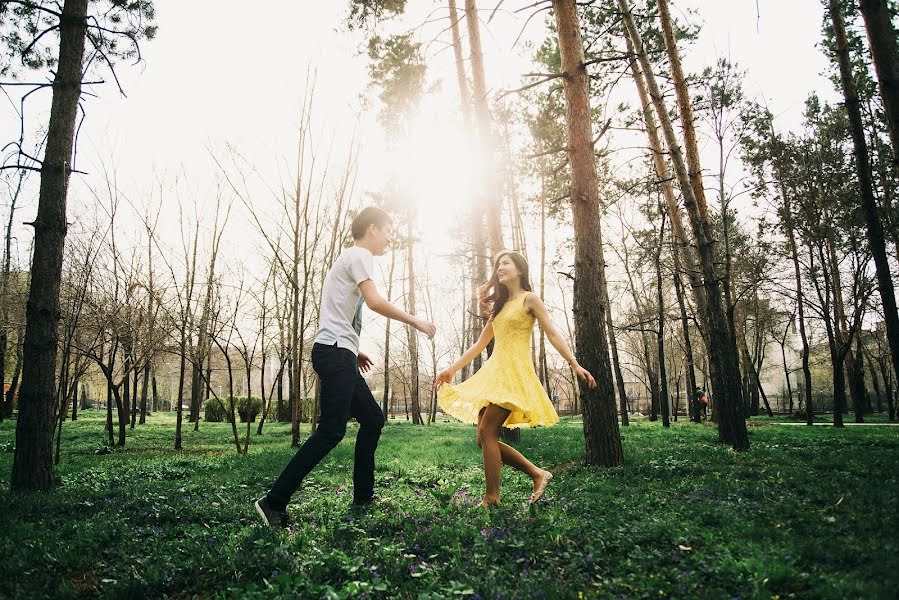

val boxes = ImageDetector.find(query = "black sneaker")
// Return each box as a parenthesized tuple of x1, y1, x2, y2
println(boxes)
(254, 497, 287, 528)
(351, 494, 379, 507)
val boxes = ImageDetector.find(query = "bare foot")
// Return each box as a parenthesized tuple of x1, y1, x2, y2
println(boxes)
(480, 497, 500, 508)
(529, 470, 553, 503)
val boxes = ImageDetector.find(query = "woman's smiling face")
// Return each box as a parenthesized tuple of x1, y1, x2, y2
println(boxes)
(495, 254, 521, 287)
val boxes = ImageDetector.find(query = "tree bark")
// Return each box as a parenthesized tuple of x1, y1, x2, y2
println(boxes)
(538, 177, 551, 394)
(672, 243, 699, 423)
(4, 330, 23, 419)
(175, 335, 187, 450)
(858, 0, 899, 175)
(150, 366, 158, 412)
(11, 0, 89, 491)
(553, 0, 623, 466)
(71, 376, 79, 421)
(829, 0, 899, 405)
(655, 212, 671, 428)
(464, 0, 503, 256)
(620, 0, 748, 450)
(406, 224, 422, 425)
(382, 248, 396, 417)
(130, 364, 138, 427)
(626, 24, 703, 424)
(603, 284, 629, 426)
(772, 148, 815, 425)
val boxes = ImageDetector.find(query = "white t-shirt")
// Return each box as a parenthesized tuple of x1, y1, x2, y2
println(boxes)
(314, 245, 375, 355)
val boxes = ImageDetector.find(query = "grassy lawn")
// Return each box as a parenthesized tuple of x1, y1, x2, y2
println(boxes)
(1, 413, 897, 599)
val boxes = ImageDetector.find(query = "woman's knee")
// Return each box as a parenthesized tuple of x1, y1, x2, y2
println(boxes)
(476, 421, 496, 446)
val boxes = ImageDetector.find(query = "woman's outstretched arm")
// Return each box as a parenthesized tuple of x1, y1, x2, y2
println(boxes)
(435, 321, 495, 388)
(525, 293, 597, 389)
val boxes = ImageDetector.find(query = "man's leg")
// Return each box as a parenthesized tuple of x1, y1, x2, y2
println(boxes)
(350, 371, 385, 503)
(265, 345, 355, 511)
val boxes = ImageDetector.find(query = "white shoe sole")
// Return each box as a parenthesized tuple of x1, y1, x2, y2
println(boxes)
(254, 499, 271, 526)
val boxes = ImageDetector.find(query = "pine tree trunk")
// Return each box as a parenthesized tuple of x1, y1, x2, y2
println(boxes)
(465, 0, 503, 255)
(406, 223, 422, 425)
(538, 179, 551, 394)
(0, 335, 5, 420)
(858, 0, 899, 174)
(553, 0, 623, 466)
(619, 0, 748, 450)
(188, 363, 198, 423)
(11, 0, 89, 491)
(656, 213, 670, 428)
(106, 365, 114, 447)
(131, 366, 139, 428)
(175, 336, 187, 450)
(151, 367, 158, 412)
(625, 31, 710, 337)
(672, 244, 699, 423)
(139, 363, 149, 425)
(383, 248, 396, 417)
(826, 233, 864, 419)
(865, 352, 883, 414)
(776, 168, 814, 424)
(277, 353, 284, 421)
(121, 352, 131, 427)
(603, 285, 629, 426)
(4, 332, 23, 419)
(883, 366, 896, 421)
(829, 0, 899, 403)
(851, 336, 867, 422)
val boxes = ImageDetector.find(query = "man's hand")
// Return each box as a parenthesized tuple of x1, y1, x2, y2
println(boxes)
(357, 351, 374, 373)
(434, 368, 454, 390)
(413, 317, 437, 340)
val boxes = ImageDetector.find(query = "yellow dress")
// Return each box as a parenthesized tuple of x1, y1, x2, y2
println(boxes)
(437, 293, 560, 429)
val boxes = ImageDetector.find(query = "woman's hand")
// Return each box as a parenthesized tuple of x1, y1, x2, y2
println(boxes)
(574, 363, 597, 389)
(435, 369, 455, 390)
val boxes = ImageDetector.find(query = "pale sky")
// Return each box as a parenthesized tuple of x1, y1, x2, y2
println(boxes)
(1, 0, 839, 374)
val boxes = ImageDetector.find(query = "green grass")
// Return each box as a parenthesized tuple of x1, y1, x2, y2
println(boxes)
(1, 413, 897, 599)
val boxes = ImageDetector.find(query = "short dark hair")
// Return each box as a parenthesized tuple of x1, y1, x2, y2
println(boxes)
(351, 206, 392, 240)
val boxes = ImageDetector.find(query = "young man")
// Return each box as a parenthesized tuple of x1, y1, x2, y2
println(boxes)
(255, 207, 436, 527)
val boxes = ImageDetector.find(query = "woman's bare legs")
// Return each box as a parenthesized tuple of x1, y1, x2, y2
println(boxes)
(476, 404, 549, 504)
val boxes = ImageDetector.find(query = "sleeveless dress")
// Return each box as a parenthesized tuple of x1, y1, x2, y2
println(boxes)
(437, 293, 560, 429)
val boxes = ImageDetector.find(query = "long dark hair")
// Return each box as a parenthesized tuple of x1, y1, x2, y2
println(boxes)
(481, 250, 532, 320)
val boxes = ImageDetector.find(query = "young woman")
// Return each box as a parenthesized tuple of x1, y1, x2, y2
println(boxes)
(435, 251, 596, 506)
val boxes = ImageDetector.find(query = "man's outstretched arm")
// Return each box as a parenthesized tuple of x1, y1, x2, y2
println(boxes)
(359, 280, 436, 339)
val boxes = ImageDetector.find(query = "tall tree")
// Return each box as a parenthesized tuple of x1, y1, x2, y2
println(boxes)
(552, 0, 623, 466)
(4, 0, 155, 490)
(381, 247, 397, 417)
(8, 0, 88, 490)
(741, 104, 816, 424)
(654, 210, 671, 427)
(828, 0, 899, 404)
(619, 0, 748, 450)
(464, 0, 504, 255)
(857, 0, 899, 172)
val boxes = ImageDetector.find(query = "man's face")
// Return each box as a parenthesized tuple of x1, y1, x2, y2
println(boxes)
(371, 223, 392, 256)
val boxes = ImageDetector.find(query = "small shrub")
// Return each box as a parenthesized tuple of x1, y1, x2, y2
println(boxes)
(204, 398, 229, 423)
(203, 396, 266, 422)
(237, 396, 263, 422)
(277, 396, 316, 423)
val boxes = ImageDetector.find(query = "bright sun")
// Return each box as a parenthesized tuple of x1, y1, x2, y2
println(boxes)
(394, 107, 485, 257)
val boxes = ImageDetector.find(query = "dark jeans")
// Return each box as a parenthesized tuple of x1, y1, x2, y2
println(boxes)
(266, 343, 384, 510)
